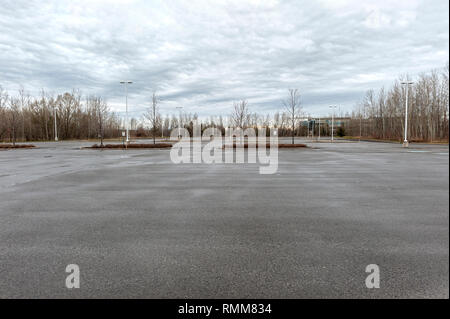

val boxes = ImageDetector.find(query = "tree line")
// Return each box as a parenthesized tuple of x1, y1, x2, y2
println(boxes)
(1, 65, 448, 144)
(344, 64, 449, 142)
(0, 88, 122, 145)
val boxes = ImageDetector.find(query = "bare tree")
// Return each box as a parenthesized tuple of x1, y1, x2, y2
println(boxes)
(18, 87, 30, 141)
(7, 97, 21, 146)
(0, 87, 9, 140)
(283, 89, 302, 144)
(231, 99, 249, 128)
(56, 90, 82, 139)
(144, 91, 160, 144)
(89, 96, 108, 147)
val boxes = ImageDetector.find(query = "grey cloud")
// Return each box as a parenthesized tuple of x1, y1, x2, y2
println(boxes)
(0, 0, 448, 119)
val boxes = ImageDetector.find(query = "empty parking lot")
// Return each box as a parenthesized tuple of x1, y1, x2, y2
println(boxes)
(0, 140, 448, 298)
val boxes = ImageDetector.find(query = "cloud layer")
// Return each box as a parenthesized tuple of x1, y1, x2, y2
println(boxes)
(0, 0, 448, 118)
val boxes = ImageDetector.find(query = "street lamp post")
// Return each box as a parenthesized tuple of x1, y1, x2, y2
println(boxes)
(54, 106, 58, 141)
(359, 105, 362, 142)
(159, 97, 164, 140)
(318, 115, 321, 141)
(329, 105, 337, 142)
(176, 106, 183, 139)
(401, 81, 414, 148)
(120, 81, 133, 143)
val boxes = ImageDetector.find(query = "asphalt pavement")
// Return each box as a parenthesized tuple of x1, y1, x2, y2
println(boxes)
(0, 139, 448, 298)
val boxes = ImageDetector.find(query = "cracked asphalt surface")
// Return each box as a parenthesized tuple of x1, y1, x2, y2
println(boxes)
(0, 139, 448, 298)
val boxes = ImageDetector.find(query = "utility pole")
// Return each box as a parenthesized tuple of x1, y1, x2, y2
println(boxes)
(401, 81, 414, 148)
(329, 105, 337, 142)
(120, 81, 133, 143)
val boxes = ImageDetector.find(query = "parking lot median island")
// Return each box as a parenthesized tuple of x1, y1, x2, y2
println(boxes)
(0, 144, 36, 149)
(223, 143, 307, 149)
(87, 143, 173, 149)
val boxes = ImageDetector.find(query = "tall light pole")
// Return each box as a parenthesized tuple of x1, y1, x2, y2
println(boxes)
(329, 105, 337, 142)
(318, 115, 321, 141)
(176, 106, 183, 139)
(359, 105, 362, 142)
(160, 97, 164, 140)
(401, 81, 414, 148)
(54, 106, 58, 141)
(120, 81, 133, 143)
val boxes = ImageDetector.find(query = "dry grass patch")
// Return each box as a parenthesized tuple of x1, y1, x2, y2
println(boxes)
(88, 143, 172, 149)
(223, 143, 307, 149)
(0, 144, 36, 149)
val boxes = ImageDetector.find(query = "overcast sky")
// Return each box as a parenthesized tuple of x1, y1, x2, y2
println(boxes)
(0, 0, 448, 118)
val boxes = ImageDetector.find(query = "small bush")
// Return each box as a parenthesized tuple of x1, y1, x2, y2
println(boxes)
(337, 126, 346, 137)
